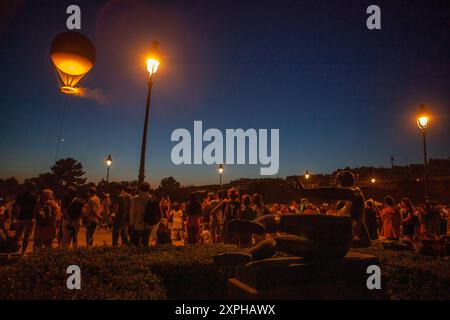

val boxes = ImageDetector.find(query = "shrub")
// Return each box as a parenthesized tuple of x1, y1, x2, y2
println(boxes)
(0, 247, 166, 299)
(0, 244, 237, 300)
(352, 241, 450, 300)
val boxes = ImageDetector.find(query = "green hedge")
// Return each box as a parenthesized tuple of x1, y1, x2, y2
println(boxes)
(0, 244, 237, 300)
(352, 241, 450, 300)
(2, 242, 447, 300)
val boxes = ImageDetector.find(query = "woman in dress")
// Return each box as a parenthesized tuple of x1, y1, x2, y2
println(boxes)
(380, 195, 401, 240)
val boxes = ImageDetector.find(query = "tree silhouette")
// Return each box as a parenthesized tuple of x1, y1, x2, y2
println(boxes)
(160, 176, 180, 190)
(24, 173, 57, 190)
(51, 158, 86, 187)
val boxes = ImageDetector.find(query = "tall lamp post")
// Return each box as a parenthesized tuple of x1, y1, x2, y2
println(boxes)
(218, 164, 224, 187)
(416, 104, 430, 198)
(138, 41, 160, 184)
(106, 154, 112, 183)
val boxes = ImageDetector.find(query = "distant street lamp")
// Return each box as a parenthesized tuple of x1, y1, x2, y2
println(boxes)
(304, 170, 310, 187)
(218, 164, 224, 187)
(305, 170, 310, 180)
(416, 104, 430, 197)
(106, 155, 112, 183)
(370, 177, 376, 196)
(138, 41, 160, 184)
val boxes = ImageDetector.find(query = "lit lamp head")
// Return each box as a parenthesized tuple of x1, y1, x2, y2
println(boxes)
(146, 41, 160, 79)
(50, 31, 96, 94)
(305, 170, 310, 180)
(218, 164, 224, 174)
(416, 104, 430, 131)
(106, 155, 112, 167)
(371, 178, 376, 184)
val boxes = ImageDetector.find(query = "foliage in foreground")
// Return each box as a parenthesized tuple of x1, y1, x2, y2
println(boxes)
(0, 244, 236, 300)
(0, 242, 449, 300)
(352, 241, 450, 300)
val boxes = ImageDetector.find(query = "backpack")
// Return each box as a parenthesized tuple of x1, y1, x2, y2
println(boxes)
(68, 198, 84, 221)
(144, 199, 161, 226)
(36, 203, 54, 227)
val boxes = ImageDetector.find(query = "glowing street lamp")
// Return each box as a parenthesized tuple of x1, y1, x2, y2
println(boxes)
(138, 41, 160, 184)
(305, 170, 310, 180)
(218, 164, 224, 186)
(106, 154, 112, 183)
(416, 104, 430, 197)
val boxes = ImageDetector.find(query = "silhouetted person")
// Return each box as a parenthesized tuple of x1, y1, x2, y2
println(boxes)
(380, 195, 401, 240)
(130, 183, 153, 246)
(111, 184, 131, 247)
(61, 186, 84, 247)
(186, 192, 202, 244)
(13, 182, 38, 253)
(289, 170, 370, 247)
(34, 189, 60, 249)
(85, 187, 101, 247)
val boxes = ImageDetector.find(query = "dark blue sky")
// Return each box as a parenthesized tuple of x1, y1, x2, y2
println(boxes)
(0, 0, 449, 187)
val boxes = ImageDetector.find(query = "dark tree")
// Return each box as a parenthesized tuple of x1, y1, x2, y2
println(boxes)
(51, 158, 86, 187)
(160, 176, 180, 190)
(0, 177, 20, 197)
(157, 176, 181, 197)
(24, 173, 57, 190)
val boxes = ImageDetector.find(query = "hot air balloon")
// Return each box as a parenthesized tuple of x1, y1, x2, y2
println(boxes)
(50, 31, 96, 94)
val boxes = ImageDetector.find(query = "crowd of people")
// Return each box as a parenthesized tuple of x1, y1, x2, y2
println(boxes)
(0, 181, 449, 254)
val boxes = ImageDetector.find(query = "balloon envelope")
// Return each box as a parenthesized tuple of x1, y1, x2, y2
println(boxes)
(50, 31, 96, 93)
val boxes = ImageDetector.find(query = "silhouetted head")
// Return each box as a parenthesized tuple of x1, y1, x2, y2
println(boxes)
(384, 195, 395, 207)
(252, 193, 264, 207)
(401, 197, 413, 211)
(339, 170, 355, 187)
(88, 187, 96, 196)
(42, 189, 54, 201)
(228, 188, 239, 201)
(113, 183, 124, 194)
(242, 194, 251, 207)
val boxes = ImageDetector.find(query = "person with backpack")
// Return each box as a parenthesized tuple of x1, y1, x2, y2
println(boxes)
(130, 183, 160, 246)
(61, 187, 85, 248)
(186, 192, 202, 244)
(34, 189, 60, 249)
(111, 184, 131, 247)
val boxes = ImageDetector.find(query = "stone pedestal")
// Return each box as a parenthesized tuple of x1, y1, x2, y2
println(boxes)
(227, 252, 385, 300)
